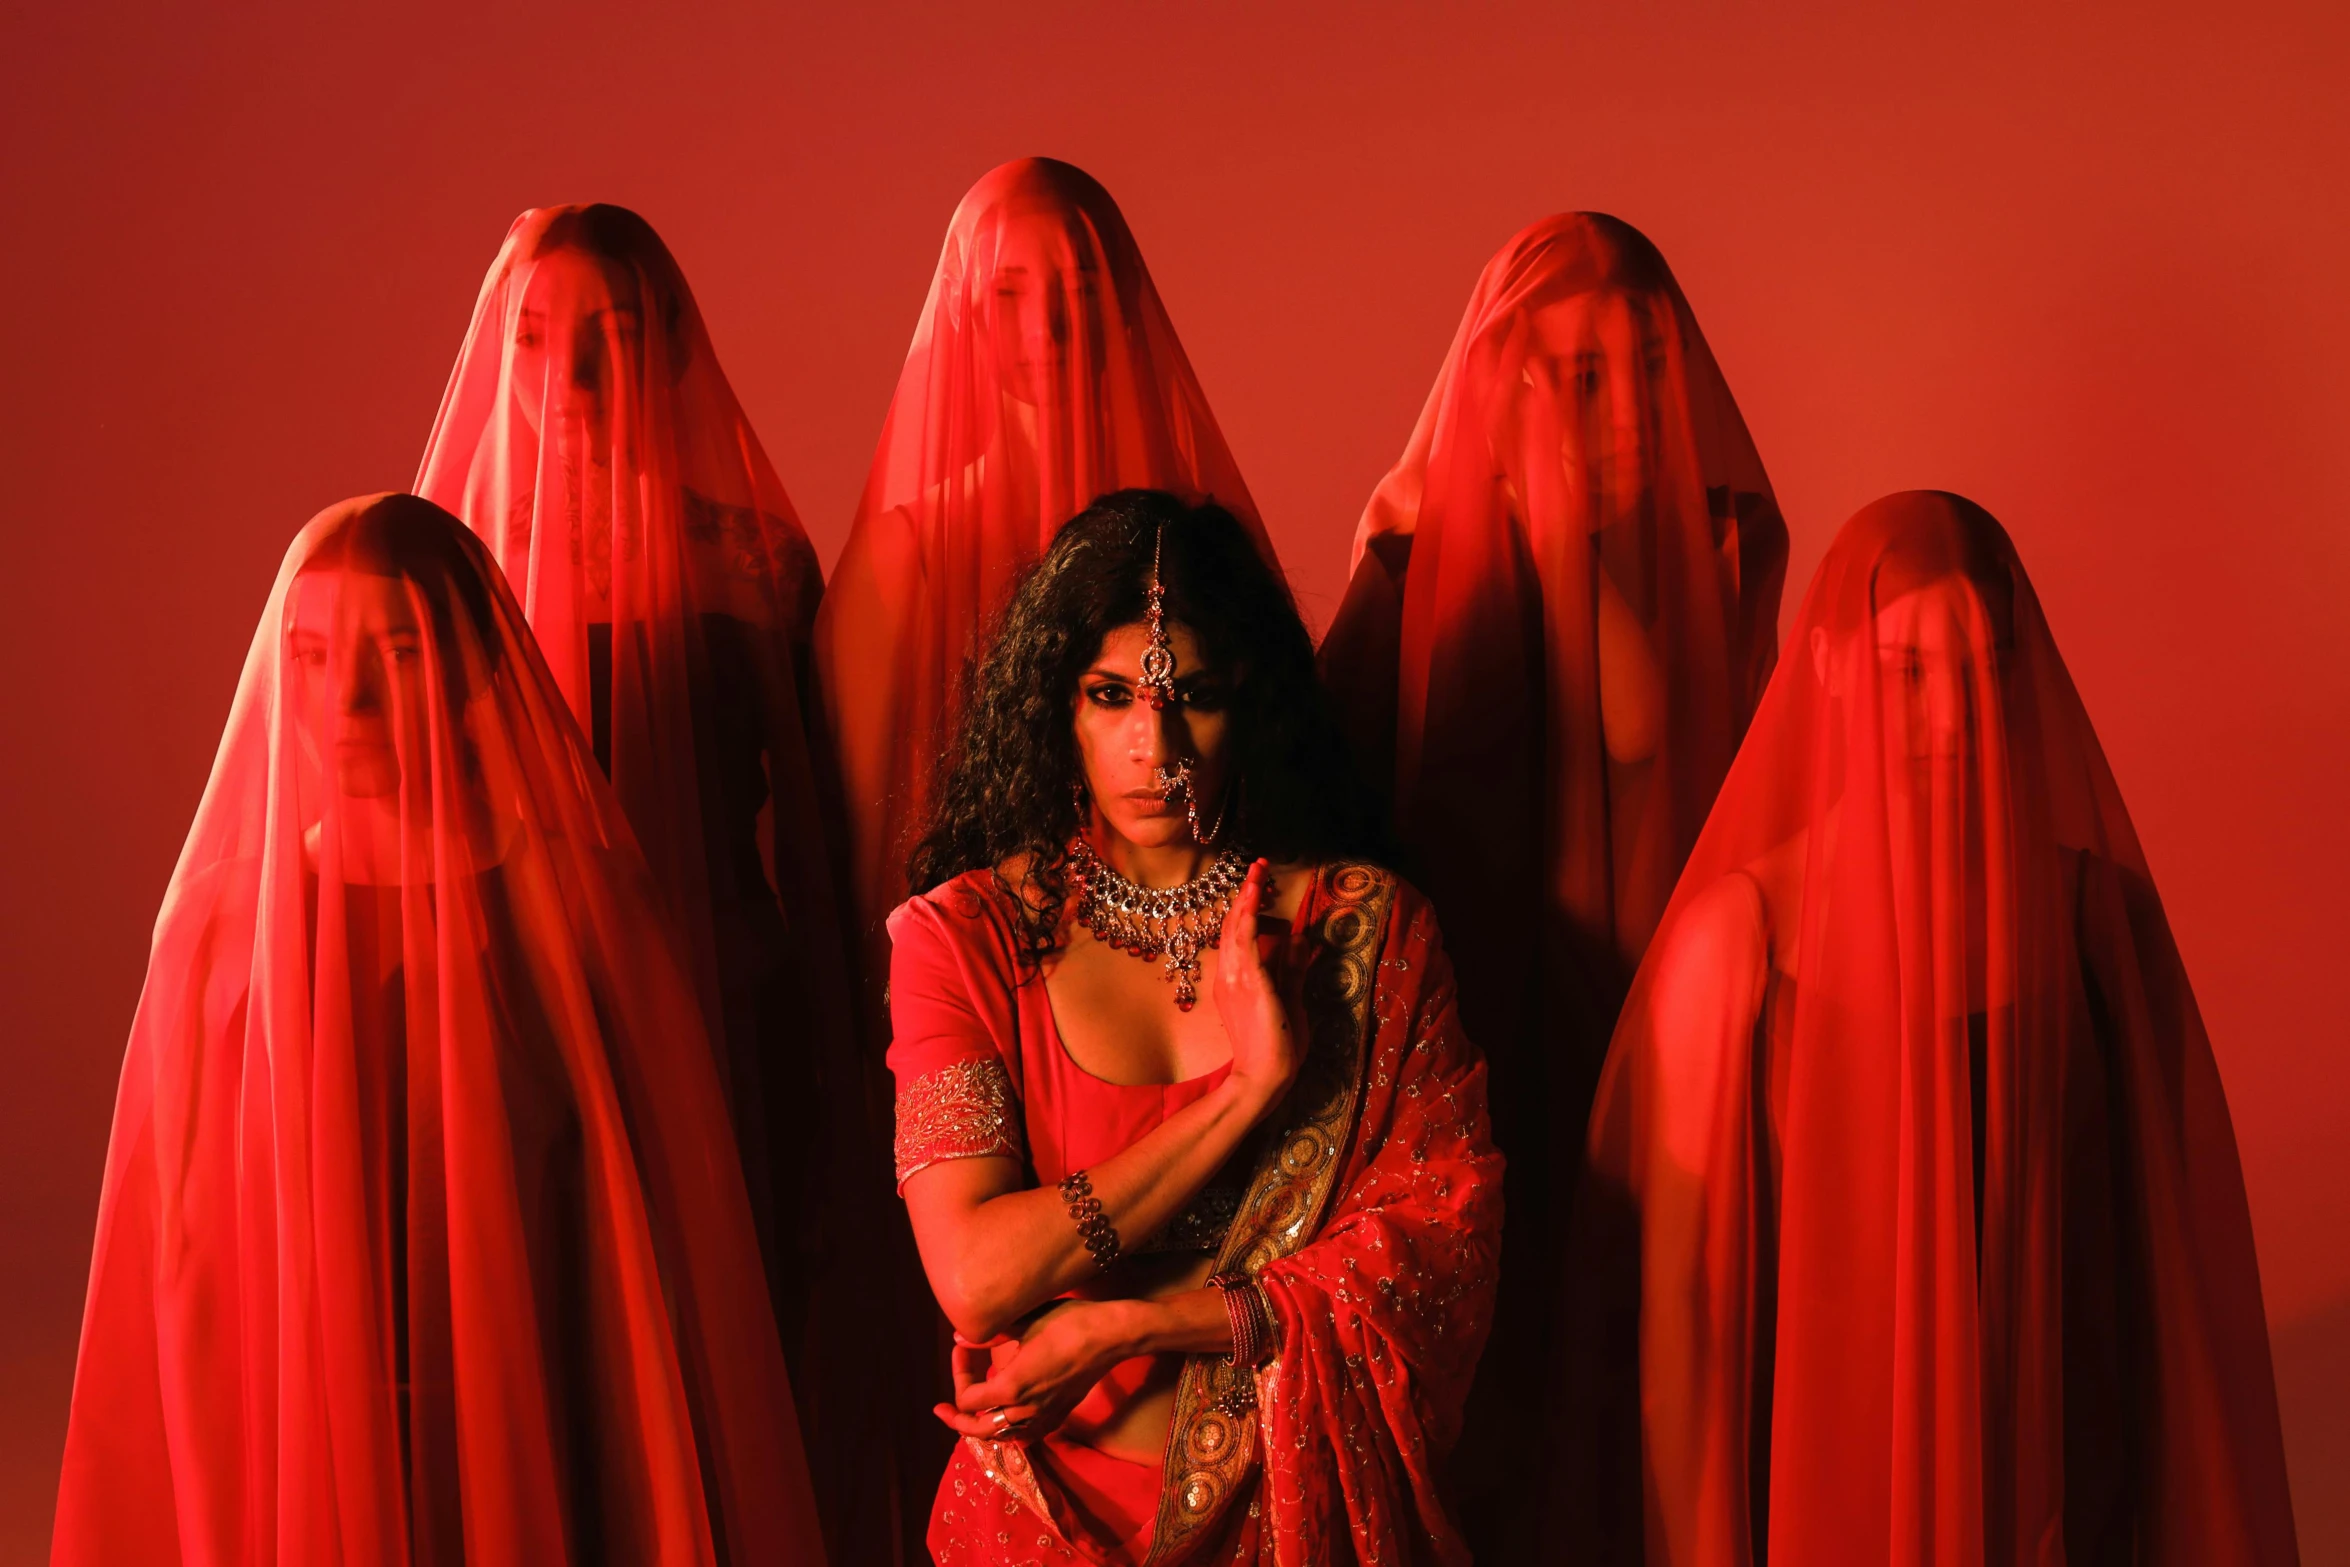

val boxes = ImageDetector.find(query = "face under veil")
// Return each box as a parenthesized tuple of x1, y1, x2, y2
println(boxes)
(413, 206, 886, 1556)
(52, 495, 821, 1567)
(1318, 212, 1787, 1556)
(413, 202, 852, 1156)
(1327, 210, 1786, 998)
(1569, 492, 2296, 1565)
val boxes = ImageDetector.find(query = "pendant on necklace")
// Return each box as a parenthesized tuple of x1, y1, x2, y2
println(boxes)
(1068, 837, 1248, 1011)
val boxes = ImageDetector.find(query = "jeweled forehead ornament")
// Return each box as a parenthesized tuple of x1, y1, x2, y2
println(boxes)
(1137, 521, 1179, 710)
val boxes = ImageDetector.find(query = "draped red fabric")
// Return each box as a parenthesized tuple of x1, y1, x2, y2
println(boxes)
(891, 869, 1500, 1565)
(1318, 212, 1785, 1555)
(814, 157, 1273, 1009)
(1567, 492, 2298, 1565)
(412, 208, 887, 1558)
(51, 496, 825, 1567)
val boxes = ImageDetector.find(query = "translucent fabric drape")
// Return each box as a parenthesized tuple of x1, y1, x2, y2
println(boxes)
(1318, 212, 1786, 1556)
(413, 207, 887, 1559)
(52, 495, 824, 1567)
(1566, 492, 2298, 1565)
(814, 157, 1273, 1006)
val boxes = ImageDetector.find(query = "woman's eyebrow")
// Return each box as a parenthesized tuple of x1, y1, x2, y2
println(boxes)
(1081, 666, 1137, 681)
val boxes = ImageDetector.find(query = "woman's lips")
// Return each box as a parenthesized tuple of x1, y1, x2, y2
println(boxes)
(1120, 789, 1183, 814)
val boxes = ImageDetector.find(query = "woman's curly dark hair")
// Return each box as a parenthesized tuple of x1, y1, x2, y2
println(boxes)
(909, 489, 1393, 960)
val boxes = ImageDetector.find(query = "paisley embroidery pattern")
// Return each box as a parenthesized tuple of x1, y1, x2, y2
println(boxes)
(894, 1057, 1023, 1187)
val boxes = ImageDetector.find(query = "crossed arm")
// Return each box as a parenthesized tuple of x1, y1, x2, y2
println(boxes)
(899, 860, 1299, 1436)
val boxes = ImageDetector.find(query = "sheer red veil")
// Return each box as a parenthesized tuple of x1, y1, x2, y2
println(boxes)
(1568, 492, 2297, 1565)
(1319, 212, 1786, 1555)
(53, 495, 823, 1566)
(414, 206, 885, 1556)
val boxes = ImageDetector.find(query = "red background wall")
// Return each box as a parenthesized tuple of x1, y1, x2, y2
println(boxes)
(4, 3, 2343, 1556)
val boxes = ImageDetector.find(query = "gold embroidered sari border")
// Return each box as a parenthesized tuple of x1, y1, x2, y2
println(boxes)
(1142, 861, 1396, 1565)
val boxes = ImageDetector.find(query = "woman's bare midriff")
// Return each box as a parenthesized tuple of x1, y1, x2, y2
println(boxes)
(1058, 1251, 1218, 1461)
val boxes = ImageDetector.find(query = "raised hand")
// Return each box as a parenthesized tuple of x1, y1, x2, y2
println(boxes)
(1214, 859, 1300, 1111)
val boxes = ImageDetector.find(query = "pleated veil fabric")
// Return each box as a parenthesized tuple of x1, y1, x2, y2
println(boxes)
(1319, 212, 1786, 1557)
(1568, 492, 2298, 1566)
(53, 495, 825, 1567)
(414, 206, 891, 1559)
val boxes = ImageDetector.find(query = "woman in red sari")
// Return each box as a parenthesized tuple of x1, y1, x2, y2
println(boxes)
(815, 158, 1274, 1021)
(53, 495, 823, 1565)
(1318, 212, 1786, 1557)
(1567, 492, 2298, 1564)
(889, 490, 1500, 1564)
(817, 161, 1276, 1547)
(414, 207, 884, 1557)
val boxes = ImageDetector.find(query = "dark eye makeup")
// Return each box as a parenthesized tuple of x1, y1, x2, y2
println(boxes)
(1079, 676, 1231, 713)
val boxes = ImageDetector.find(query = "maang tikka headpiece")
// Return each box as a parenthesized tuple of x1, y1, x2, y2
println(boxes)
(1135, 521, 1234, 846)
(1138, 521, 1179, 710)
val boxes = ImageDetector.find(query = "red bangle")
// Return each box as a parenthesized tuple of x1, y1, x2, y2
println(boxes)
(1209, 1270, 1273, 1368)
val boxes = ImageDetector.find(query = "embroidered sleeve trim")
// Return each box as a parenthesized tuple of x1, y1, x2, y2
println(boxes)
(894, 1057, 1023, 1189)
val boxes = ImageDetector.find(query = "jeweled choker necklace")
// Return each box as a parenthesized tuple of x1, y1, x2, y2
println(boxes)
(1068, 837, 1251, 1011)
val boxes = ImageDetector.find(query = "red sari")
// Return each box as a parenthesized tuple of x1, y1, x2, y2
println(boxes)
(413, 207, 884, 1557)
(1567, 492, 2298, 1564)
(887, 865, 1501, 1565)
(52, 496, 823, 1566)
(1318, 213, 1786, 1555)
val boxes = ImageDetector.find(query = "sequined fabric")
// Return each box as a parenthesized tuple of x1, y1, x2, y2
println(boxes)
(895, 1057, 1025, 1187)
(1131, 1179, 1246, 1257)
(926, 869, 1503, 1565)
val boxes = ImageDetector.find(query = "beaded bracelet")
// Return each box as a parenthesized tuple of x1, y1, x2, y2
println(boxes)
(1209, 1270, 1274, 1368)
(1058, 1169, 1122, 1272)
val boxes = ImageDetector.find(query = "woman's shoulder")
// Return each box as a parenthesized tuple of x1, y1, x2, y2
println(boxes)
(889, 867, 1001, 931)
(1644, 867, 1772, 1008)
(157, 854, 261, 951)
(886, 861, 1047, 945)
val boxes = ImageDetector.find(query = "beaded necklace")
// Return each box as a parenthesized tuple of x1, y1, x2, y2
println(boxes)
(1067, 836, 1250, 1010)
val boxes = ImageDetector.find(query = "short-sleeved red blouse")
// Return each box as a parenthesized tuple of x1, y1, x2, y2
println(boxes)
(887, 871, 1249, 1191)
(885, 870, 1279, 1560)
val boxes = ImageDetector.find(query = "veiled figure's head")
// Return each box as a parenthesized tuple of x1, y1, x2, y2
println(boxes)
(952, 159, 1132, 409)
(501, 204, 689, 446)
(1490, 215, 1681, 528)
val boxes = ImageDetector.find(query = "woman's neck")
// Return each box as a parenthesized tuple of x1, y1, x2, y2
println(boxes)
(312, 796, 507, 885)
(1082, 821, 1216, 889)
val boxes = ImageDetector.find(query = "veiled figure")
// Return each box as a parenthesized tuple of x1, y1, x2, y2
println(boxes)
(414, 206, 884, 1556)
(52, 496, 823, 1566)
(1319, 212, 1786, 1555)
(890, 491, 1500, 1564)
(815, 157, 1273, 1026)
(1565, 492, 2298, 1565)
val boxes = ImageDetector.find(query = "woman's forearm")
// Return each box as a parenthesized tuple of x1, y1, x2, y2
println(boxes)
(923, 1076, 1274, 1340)
(1093, 1288, 1234, 1360)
